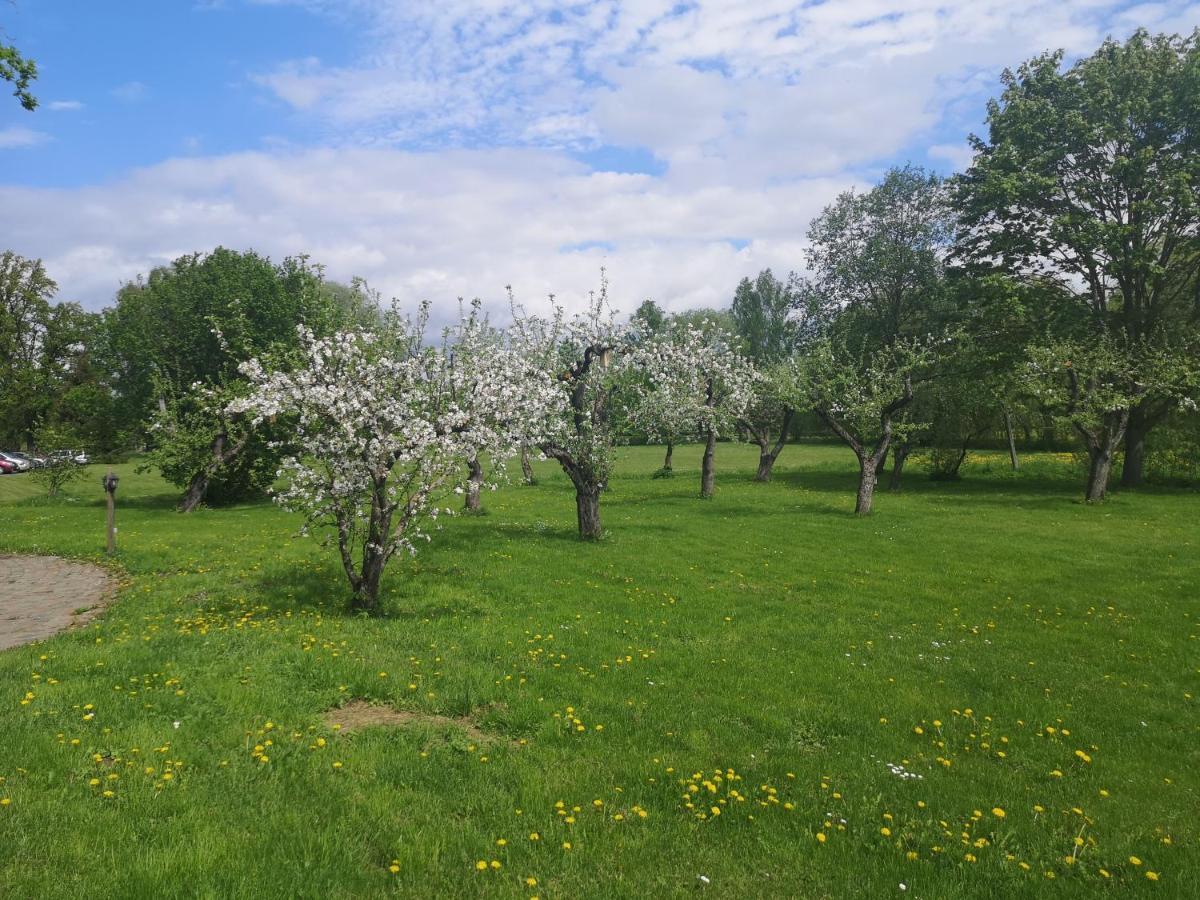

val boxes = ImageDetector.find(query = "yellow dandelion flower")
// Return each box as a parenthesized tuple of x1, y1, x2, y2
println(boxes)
(816, 832, 827, 843)
(992, 807, 1005, 818)
(1129, 856, 1142, 866)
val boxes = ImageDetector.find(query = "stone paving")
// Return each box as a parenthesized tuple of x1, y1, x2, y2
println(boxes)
(0, 555, 117, 651)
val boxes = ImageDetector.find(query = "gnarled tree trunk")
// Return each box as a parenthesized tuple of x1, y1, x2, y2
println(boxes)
(1079, 410, 1130, 503)
(575, 486, 602, 539)
(752, 408, 794, 482)
(341, 477, 393, 613)
(465, 454, 483, 511)
(520, 446, 536, 485)
(662, 440, 674, 472)
(856, 456, 877, 515)
(178, 421, 250, 513)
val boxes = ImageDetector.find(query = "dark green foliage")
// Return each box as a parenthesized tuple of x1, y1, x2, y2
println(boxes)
(0, 39, 37, 110)
(730, 269, 801, 364)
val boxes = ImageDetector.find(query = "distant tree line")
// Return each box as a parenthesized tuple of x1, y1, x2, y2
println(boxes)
(2, 29, 1197, 526)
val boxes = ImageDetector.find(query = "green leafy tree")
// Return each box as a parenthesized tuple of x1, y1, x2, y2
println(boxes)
(630, 299, 667, 336)
(1025, 334, 1197, 500)
(1, 33, 37, 110)
(955, 29, 1200, 490)
(731, 269, 802, 481)
(107, 248, 341, 509)
(0, 251, 57, 446)
(800, 165, 955, 512)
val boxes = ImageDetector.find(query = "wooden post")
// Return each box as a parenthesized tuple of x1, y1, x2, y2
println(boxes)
(102, 471, 119, 554)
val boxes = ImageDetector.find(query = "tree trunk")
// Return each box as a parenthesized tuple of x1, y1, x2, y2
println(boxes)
(949, 443, 969, 479)
(1120, 404, 1150, 488)
(888, 443, 910, 492)
(856, 456, 877, 515)
(700, 429, 717, 498)
(752, 410, 791, 483)
(663, 441, 674, 471)
(178, 472, 209, 513)
(754, 441, 773, 481)
(1085, 448, 1114, 502)
(352, 549, 387, 613)
(1004, 410, 1020, 471)
(520, 446, 536, 485)
(465, 455, 483, 511)
(177, 419, 250, 513)
(1080, 410, 1129, 503)
(575, 487, 602, 540)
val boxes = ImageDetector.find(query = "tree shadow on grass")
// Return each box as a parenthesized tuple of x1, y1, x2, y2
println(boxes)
(249, 558, 488, 621)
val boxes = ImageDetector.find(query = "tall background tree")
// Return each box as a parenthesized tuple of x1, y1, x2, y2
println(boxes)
(955, 29, 1200, 493)
(0, 252, 95, 448)
(105, 248, 340, 509)
(800, 165, 955, 512)
(731, 269, 801, 481)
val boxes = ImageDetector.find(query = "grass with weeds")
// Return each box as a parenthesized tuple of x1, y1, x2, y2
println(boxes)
(0, 444, 1196, 898)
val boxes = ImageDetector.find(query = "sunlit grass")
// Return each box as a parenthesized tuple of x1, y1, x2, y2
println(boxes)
(0, 444, 1196, 897)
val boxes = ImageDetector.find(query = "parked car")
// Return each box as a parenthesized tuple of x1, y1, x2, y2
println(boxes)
(6, 451, 46, 469)
(47, 449, 89, 465)
(0, 452, 31, 472)
(0, 458, 14, 474)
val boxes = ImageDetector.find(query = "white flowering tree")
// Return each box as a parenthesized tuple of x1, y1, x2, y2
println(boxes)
(230, 304, 552, 611)
(443, 300, 548, 514)
(630, 322, 758, 498)
(796, 337, 935, 514)
(509, 278, 626, 540)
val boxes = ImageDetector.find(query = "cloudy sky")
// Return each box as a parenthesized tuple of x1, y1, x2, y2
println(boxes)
(2, 0, 1197, 320)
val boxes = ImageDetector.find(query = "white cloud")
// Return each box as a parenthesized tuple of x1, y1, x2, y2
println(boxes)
(8, 1, 1198, 320)
(111, 81, 149, 102)
(0, 148, 848, 317)
(0, 126, 50, 149)
(252, 0, 1195, 178)
(47, 100, 85, 112)
(928, 142, 975, 172)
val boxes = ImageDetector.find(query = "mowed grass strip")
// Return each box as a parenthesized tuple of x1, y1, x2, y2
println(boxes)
(0, 444, 1196, 898)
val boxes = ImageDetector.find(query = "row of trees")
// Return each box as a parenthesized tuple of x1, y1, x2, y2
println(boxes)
(1, 30, 1197, 609)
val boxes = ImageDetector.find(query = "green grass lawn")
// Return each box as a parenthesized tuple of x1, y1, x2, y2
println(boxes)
(0, 444, 1196, 898)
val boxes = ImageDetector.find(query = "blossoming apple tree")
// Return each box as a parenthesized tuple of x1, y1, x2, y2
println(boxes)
(509, 278, 626, 539)
(629, 321, 758, 498)
(230, 303, 554, 610)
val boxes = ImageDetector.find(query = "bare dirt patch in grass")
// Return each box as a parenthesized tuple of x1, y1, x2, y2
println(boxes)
(324, 699, 510, 745)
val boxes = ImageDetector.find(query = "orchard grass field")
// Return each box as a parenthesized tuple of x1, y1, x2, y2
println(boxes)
(0, 444, 1197, 898)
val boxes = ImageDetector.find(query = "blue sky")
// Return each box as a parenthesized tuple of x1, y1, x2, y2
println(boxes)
(2, 1, 1198, 315)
